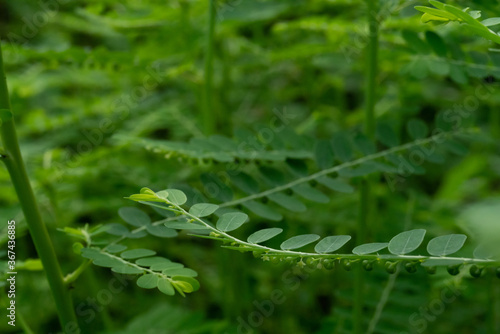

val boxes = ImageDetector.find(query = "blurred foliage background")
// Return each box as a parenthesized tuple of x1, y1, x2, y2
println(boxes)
(0, 0, 500, 333)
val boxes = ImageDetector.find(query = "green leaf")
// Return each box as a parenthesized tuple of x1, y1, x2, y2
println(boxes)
(146, 225, 178, 238)
(230, 172, 260, 194)
(189, 203, 219, 217)
(111, 265, 144, 274)
(93, 256, 124, 268)
(427, 234, 467, 256)
(354, 133, 376, 155)
(267, 193, 306, 212)
(292, 184, 329, 203)
(164, 189, 187, 205)
(135, 257, 171, 267)
(157, 278, 175, 295)
(331, 132, 353, 162)
(162, 268, 198, 277)
(317, 176, 354, 193)
(120, 249, 156, 259)
(315, 235, 351, 254)
(136, 274, 159, 289)
(151, 262, 184, 271)
(407, 119, 429, 140)
(425, 31, 448, 57)
(105, 244, 128, 253)
(216, 212, 248, 232)
(481, 17, 500, 27)
(172, 276, 200, 292)
(280, 234, 320, 250)
(401, 30, 430, 53)
(414, 6, 457, 21)
(243, 201, 283, 221)
(315, 140, 335, 169)
(388, 229, 426, 255)
(352, 243, 389, 255)
(164, 221, 209, 230)
(377, 123, 399, 147)
(118, 207, 151, 227)
(247, 228, 283, 244)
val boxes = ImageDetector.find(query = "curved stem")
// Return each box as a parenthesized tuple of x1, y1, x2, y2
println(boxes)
(0, 43, 78, 331)
(64, 260, 92, 285)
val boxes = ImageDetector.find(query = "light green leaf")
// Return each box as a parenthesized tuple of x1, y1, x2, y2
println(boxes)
(481, 17, 500, 27)
(172, 276, 200, 292)
(157, 278, 175, 295)
(164, 189, 187, 205)
(189, 203, 219, 217)
(267, 193, 306, 212)
(136, 274, 159, 289)
(216, 212, 248, 232)
(427, 234, 467, 256)
(120, 249, 156, 259)
(352, 242, 389, 255)
(118, 207, 151, 227)
(415, 6, 457, 21)
(315, 235, 351, 254)
(280, 234, 320, 250)
(388, 229, 426, 255)
(247, 228, 283, 244)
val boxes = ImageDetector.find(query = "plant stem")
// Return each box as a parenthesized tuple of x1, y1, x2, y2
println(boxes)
(0, 44, 78, 331)
(202, 0, 217, 135)
(354, 1, 379, 333)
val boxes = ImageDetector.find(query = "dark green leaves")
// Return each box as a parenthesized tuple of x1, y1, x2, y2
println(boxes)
(247, 228, 283, 244)
(315, 235, 351, 254)
(280, 234, 320, 250)
(216, 212, 248, 232)
(427, 234, 467, 256)
(267, 193, 306, 212)
(407, 119, 429, 140)
(388, 229, 426, 255)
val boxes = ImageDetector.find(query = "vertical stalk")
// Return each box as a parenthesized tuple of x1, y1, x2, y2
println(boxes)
(353, 1, 378, 333)
(0, 44, 78, 331)
(202, 0, 217, 135)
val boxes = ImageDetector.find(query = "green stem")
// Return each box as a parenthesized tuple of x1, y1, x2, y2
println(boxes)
(202, 0, 216, 135)
(0, 44, 78, 331)
(354, 1, 379, 333)
(64, 259, 92, 285)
